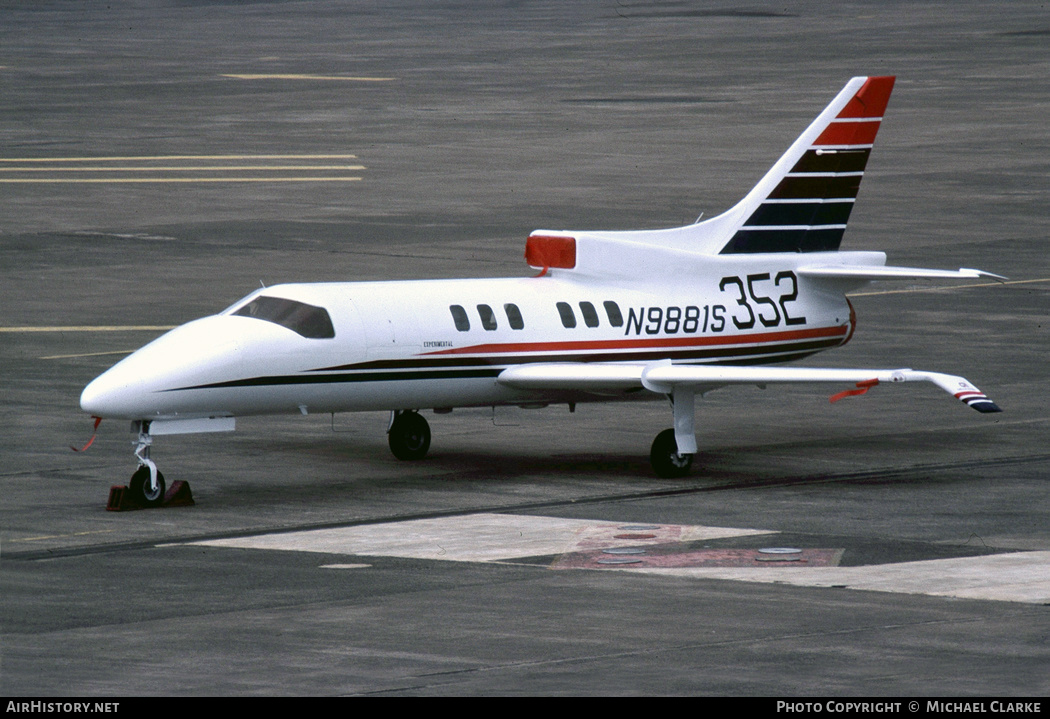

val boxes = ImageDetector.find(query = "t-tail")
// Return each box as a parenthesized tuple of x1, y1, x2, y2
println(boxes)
(718, 75, 895, 254)
(527, 76, 899, 264)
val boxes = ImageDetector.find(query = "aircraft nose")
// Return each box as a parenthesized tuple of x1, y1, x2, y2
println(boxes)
(80, 368, 130, 417)
(79, 316, 245, 419)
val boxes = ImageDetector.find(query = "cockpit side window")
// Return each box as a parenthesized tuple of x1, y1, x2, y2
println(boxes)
(233, 296, 335, 339)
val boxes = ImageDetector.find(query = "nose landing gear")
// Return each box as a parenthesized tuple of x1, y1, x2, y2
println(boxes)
(128, 421, 166, 507)
(129, 465, 166, 507)
(107, 420, 193, 510)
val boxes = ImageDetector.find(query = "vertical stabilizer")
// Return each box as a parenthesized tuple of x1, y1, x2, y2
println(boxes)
(530, 76, 897, 258)
(718, 75, 895, 254)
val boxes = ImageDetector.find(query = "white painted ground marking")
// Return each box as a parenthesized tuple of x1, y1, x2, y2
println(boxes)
(319, 564, 372, 570)
(624, 551, 1050, 605)
(192, 513, 770, 562)
(189, 514, 1049, 604)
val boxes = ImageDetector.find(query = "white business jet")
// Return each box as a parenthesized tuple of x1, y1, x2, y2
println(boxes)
(81, 75, 1002, 506)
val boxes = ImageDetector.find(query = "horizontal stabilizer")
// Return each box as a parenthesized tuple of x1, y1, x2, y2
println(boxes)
(798, 265, 1007, 282)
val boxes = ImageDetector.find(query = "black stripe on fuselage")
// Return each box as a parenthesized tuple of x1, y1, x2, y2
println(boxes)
(168, 336, 847, 391)
(312, 335, 846, 371)
(174, 368, 503, 390)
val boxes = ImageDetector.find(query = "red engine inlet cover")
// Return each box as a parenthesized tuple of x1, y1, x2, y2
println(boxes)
(525, 234, 576, 270)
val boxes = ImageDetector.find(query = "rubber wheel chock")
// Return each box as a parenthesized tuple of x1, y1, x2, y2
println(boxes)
(106, 485, 137, 511)
(164, 480, 195, 507)
(106, 481, 194, 510)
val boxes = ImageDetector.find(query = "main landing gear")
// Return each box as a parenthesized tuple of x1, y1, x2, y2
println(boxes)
(388, 410, 431, 461)
(385, 407, 696, 479)
(649, 428, 695, 478)
(649, 389, 698, 478)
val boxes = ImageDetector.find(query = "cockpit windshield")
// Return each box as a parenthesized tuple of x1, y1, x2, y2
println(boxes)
(232, 296, 335, 339)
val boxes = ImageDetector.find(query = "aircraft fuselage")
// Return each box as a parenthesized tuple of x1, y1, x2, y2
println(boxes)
(80, 250, 859, 422)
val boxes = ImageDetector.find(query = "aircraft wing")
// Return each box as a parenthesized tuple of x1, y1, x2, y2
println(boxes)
(497, 362, 1002, 413)
(496, 363, 645, 391)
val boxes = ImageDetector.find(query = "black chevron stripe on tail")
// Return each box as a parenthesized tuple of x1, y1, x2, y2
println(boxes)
(721, 76, 895, 254)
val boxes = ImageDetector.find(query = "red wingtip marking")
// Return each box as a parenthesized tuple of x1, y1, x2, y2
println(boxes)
(837, 76, 896, 119)
(829, 379, 880, 404)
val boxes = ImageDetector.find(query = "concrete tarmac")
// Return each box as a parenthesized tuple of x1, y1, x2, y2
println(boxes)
(1, 0, 1048, 696)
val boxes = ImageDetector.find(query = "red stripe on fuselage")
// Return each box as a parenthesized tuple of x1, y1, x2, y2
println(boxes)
(420, 325, 849, 357)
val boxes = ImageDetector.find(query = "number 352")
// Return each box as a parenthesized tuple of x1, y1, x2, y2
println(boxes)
(719, 271, 805, 329)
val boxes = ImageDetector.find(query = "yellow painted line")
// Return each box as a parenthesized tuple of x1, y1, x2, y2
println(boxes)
(0, 165, 366, 172)
(0, 326, 175, 333)
(0, 177, 363, 184)
(40, 350, 136, 360)
(850, 277, 1050, 297)
(222, 74, 396, 82)
(0, 154, 359, 162)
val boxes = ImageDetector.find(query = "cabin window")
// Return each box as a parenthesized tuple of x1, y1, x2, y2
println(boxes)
(233, 296, 335, 339)
(504, 303, 524, 330)
(604, 301, 624, 327)
(450, 305, 470, 331)
(477, 304, 497, 331)
(556, 302, 576, 328)
(579, 301, 600, 328)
